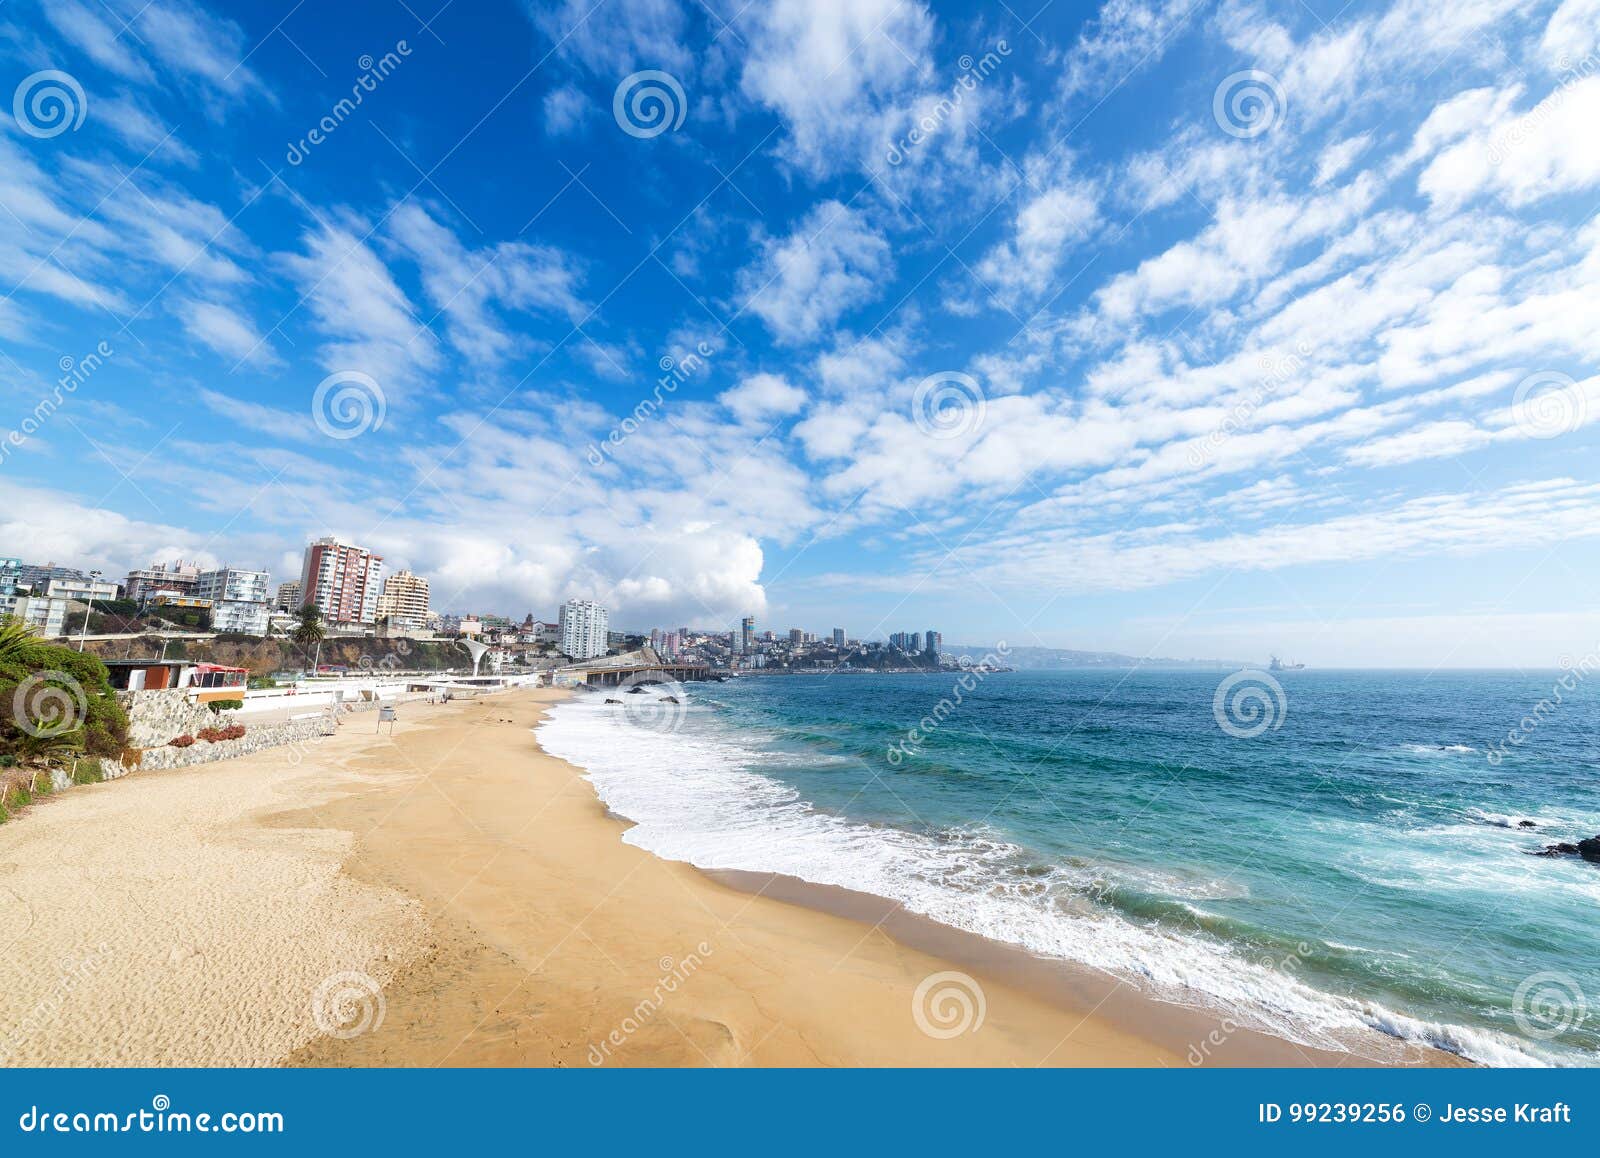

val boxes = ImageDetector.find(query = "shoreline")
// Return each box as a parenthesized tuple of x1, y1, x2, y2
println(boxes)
(0, 687, 1454, 1067)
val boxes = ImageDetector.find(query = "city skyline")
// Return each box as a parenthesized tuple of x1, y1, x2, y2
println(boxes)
(2, 1, 1599, 666)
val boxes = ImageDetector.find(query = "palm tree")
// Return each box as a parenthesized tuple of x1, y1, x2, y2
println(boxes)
(292, 603, 325, 672)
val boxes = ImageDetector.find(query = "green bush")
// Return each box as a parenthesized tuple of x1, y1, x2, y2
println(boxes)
(0, 619, 131, 769)
(207, 699, 245, 713)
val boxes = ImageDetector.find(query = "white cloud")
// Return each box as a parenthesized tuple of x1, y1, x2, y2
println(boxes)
(176, 300, 277, 366)
(740, 0, 937, 178)
(720, 373, 808, 422)
(737, 201, 893, 345)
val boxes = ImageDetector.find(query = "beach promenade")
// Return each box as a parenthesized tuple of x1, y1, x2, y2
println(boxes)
(0, 688, 1440, 1067)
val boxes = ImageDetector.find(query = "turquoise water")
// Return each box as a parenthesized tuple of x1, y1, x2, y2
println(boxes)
(539, 668, 1600, 1066)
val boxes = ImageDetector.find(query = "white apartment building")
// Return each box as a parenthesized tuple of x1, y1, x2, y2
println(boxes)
(196, 567, 272, 636)
(45, 576, 119, 602)
(559, 599, 609, 660)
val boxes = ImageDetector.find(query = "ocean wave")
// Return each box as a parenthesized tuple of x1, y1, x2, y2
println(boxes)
(538, 692, 1575, 1068)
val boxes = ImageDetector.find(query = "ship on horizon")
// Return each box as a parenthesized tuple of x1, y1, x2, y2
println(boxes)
(1268, 655, 1306, 672)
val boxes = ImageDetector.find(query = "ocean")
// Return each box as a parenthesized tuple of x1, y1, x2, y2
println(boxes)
(537, 667, 1600, 1066)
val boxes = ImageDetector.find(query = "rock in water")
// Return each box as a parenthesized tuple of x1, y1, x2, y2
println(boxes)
(1532, 843, 1580, 858)
(1579, 836, 1600, 863)
(1518, 820, 1536, 828)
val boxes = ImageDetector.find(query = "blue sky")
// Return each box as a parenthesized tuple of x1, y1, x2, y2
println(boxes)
(2, 0, 1599, 665)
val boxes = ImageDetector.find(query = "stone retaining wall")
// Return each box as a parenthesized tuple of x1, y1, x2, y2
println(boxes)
(134, 717, 337, 772)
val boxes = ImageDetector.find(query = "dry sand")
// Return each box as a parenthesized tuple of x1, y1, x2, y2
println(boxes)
(0, 688, 1447, 1067)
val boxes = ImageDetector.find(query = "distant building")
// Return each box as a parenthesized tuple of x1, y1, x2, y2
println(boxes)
(377, 569, 430, 630)
(925, 630, 943, 656)
(276, 581, 303, 612)
(0, 558, 24, 621)
(15, 562, 85, 593)
(910, 632, 922, 653)
(12, 595, 70, 637)
(789, 628, 804, 645)
(124, 561, 201, 604)
(559, 599, 609, 660)
(196, 567, 271, 636)
(832, 627, 845, 649)
(740, 615, 755, 655)
(45, 575, 119, 603)
(300, 537, 384, 627)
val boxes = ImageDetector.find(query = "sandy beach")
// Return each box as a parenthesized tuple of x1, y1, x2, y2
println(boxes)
(0, 687, 1447, 1067)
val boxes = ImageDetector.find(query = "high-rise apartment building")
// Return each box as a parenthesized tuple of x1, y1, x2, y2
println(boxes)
(196, 567, 272, 635)
(559, 599, 609, 660)
(300, 537, 384, 627)
(276, 581, 303, 612)
(740, 615, 755, 655)
(832, 628, 846, 649)
(925, 630, 943, 656)
(377, 569, 430, 630)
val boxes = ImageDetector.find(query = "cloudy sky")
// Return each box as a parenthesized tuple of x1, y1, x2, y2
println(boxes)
(2, 0, 1599, 666)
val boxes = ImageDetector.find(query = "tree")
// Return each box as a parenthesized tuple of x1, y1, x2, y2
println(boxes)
(292, 603, 325, 647)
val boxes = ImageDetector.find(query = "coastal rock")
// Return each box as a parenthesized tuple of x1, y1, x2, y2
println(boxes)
(604, 698, 623, 705)
(1530, 839, 1600, 863)
(1519, 820, 1536, 828)
(662, 696, 680, 704)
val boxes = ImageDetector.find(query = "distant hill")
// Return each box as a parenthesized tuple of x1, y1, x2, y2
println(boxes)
(945, 644, 1249, 670)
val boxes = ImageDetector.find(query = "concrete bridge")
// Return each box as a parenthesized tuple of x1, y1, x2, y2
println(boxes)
(558, 648, 711, 688)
